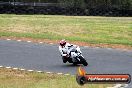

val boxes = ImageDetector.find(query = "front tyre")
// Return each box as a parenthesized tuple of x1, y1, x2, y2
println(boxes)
(83, 61, 88, 66)
(79, 56, 88, 66)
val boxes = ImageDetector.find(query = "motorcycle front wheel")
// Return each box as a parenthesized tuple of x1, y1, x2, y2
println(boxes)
(79, 56, 88, 66)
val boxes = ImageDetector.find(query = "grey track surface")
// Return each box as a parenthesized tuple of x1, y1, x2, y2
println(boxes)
(0, 40, 132, 87)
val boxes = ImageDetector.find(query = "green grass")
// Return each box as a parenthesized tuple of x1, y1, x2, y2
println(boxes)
(0, 68, 112, 88)
(0, 14, 132, 46)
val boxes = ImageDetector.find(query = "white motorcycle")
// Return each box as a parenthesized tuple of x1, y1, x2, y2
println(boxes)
(64, 45, 88, 66)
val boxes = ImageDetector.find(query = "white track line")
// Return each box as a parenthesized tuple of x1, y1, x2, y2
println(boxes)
(57, 73, 63, 75)
(39, 42, 43, 44)
(17, 40, 21, 42)
(1, 66, 72, 78)
(37, 71, 43, 73)
(46, 72, 52, 74)
(13, 68, 18, 70)
(64, 74, 70, 76)
(20, 69, 25, 71)
(107, 84, 128, 88)
(0, 66, 3, 68)
(27, 41, 31, 43)
(27, 70, 34, 72)
(7, 39, 11, 41)
(6, 67, 11, 69)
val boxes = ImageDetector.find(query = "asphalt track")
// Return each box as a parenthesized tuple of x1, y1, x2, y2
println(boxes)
(0, 39, 132, 87)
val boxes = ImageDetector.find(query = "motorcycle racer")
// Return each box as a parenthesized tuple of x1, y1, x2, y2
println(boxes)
(59, 39, 81, 63)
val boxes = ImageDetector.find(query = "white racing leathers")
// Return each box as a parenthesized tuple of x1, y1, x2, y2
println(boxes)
(59, 43, 82, 61)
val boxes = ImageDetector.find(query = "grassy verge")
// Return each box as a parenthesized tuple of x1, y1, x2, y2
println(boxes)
(0, 14, 132, 46)
(0, 68, 112, 88)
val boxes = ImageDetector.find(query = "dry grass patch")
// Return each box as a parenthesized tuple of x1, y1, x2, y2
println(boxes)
(0, 68, 112, 88)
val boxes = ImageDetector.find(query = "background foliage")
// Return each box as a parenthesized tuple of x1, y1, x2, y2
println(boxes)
(0, 0, 132, 16)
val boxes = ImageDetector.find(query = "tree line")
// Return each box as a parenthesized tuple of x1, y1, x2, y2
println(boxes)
(1, 0, 131, 9)
(0, 0, 132, 16)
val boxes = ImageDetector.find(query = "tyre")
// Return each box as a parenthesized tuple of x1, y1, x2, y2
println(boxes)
(79, 56, 88, 66)
(83, 61, 88, 66)
(73, 62, 77, 66)
(68, 58, 73, 63)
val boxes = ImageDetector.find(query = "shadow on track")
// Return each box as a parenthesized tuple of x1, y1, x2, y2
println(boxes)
(57, 64, 86, 68)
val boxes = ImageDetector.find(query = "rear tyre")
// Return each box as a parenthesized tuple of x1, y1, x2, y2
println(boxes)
(73, 62, 77, 66)
(68, 58, 73, 63)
